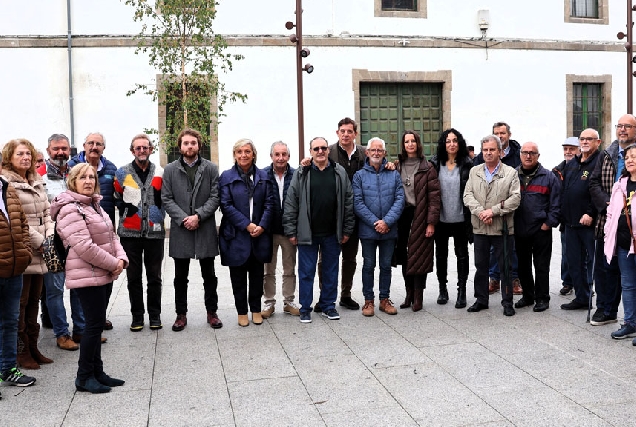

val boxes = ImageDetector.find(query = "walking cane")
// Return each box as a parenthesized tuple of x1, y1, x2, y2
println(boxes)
(502, 216, 511, 300)
(587, 239, 597, 323)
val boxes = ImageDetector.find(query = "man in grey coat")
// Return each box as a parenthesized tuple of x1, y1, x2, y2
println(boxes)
(161, 128, 223, 331)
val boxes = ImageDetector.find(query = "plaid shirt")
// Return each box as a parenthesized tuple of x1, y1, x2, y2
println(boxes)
(589, 141, 619, 238)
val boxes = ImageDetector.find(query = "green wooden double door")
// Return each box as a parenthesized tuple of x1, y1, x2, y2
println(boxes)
(359, 82, 443, 160)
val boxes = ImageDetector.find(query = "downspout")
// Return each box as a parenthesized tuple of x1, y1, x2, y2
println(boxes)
(67, 0, 76, 153)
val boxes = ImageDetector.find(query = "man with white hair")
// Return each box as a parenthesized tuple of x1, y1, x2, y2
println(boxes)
(352, 137, 405, 317)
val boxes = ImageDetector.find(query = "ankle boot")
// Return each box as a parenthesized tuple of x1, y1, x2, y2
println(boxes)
(17, 337, 39, 370)
(400, 284, 414, 309)
(455, 283, 467, 309)
(412, 285, 424, 312)
(437, 284, 449, 305)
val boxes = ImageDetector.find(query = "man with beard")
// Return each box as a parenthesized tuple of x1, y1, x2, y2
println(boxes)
(560, 128, 601, 311)
(40, 134, 83, 350)
(588, 114, 636, 327)
(114, 134, 166, 332)
(162, 128, 223, 331)
(68, 132, 118, 330)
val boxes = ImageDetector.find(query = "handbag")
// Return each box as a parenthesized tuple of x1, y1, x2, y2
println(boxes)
(43, 202, 85, 273)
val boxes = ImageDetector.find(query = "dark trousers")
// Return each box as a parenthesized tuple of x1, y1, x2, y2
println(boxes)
(173, 257, 218, 315)
(515, 229, 552, 303)
(229, 253, 264, 315)
(474, 234, 514, 307)
(434, 221, 470, 286)
(121, 237, 164, 317)
(75, 285, 107, 381)
(594, 239, 622, 317)
(564, 226, 595, 305)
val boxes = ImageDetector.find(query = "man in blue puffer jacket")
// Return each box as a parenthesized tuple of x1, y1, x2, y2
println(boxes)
(353, 137, 405, 317)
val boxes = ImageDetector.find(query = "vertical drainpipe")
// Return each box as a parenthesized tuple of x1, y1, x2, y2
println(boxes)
(67, 0, 76, 153)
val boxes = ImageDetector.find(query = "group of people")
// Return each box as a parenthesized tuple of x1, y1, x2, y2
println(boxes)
(2, 114, 636, 398)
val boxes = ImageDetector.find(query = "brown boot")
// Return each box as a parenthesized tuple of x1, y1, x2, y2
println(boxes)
(30, 345, 53, 365)
(400, 285, 414, 309)
(380, 298, 398, 315)
(412, 285, 424, 312)
(17, 337, 39, 370)
(362, 300, 375, 317)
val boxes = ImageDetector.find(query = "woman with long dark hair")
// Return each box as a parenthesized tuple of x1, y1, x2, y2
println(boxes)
(394, 131, 440, 311)
(430, 128, 473, 309)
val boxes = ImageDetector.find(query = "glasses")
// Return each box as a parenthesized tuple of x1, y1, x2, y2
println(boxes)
(367, 149, 385, 154)
(312, 146, 328, 152)
(616, 124, 635, 130)
(520, 151, 538, 157)
(133, 146, 150, 152)
(85, 141, 104, 147)
(579, 137, 597, 142)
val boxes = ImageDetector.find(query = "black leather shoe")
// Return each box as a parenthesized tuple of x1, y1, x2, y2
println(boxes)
(313, 304, 322, 313)
(339, 297, 360, 310)
(437, 286, 449, 305)
(503, 306, 516, 316)
(514, 297, 534, 309)
(533, 301, 549, 312)
(95, 372, 125, 387)
(560, 301, 588, 310)
(76, 377, 111, 394)
(467, 302, 489, 312)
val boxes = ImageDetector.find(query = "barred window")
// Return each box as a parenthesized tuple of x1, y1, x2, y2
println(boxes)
(381, 0, 417, 11)
(572, 83, 603, 137)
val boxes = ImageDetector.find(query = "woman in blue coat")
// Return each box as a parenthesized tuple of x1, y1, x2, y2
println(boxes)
(219, 139, 274, 327)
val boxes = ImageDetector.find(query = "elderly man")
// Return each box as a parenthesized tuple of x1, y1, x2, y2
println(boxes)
(262, 141, 299, 318)
(162, 128, 223, 331)
(114, 134, 166, 332)
(589, 114, 636, 327)
(464, 135, 521, 316)
(41, 134, 84, 350)
(474, 122, 523, 295)
(284, 137, 354, 323)
(560, 128, 601, 311)
(353, 137, 405, 317)
(513, 142, 561, 312)
(68, 132, 118, 330)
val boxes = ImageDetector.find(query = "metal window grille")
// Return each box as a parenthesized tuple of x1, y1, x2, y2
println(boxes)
(381, 0, 417, 11)
(573, 83, 603, 138)
(571, 0, 599, 18)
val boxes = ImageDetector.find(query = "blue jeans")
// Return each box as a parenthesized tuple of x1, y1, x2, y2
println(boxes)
(616, 248, 636, 327)
(0, 275, 22, 372)
(44, 272, 85, 337)
(594, 239, 622, 317)
(298, 234, 340, 314)
(564, 226, 595, 304)
(488, 241, 518, 281)
(361, 238, 395, 301)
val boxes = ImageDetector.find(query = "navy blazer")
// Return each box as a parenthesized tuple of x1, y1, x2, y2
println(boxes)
(219, 163, 274, 266)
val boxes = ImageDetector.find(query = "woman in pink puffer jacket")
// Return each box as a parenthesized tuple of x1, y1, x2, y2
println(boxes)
(50, 163, 128, 394)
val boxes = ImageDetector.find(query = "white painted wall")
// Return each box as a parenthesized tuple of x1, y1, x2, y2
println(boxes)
(0, 0, 629, 171)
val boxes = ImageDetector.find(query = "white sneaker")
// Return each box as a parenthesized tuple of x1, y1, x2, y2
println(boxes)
(261, 302, 275, 319)
(283, 302, 301, 316)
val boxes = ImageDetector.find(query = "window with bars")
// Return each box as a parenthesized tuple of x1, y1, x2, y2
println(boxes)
(572, 83, 603, 137)
(571, 0, 599, 18)
(382, 0, 417, 11)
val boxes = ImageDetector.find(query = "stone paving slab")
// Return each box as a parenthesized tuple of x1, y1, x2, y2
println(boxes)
(3, 229, 636, 426)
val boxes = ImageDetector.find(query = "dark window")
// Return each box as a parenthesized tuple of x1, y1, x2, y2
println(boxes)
(573, 83, 603, 137)
(382, 0, 417, 11)
(571, 0, 598, 18)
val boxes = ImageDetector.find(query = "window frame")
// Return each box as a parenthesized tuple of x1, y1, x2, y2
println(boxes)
(375, 0, 426, 19)
(564, 0, 608, 25)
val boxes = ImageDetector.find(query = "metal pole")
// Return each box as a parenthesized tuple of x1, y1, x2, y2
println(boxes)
(67, 0, 76, 150)
(295, 0, 305, 163)
(628, 0, 633, 114)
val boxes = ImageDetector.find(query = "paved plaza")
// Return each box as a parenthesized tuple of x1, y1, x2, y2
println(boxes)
(2, 229, 635, 426)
